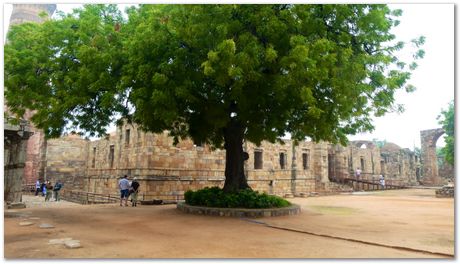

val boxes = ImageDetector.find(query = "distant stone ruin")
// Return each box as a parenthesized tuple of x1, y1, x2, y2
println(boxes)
(36, 121, 424, 200)
(420, 128, 453, 185)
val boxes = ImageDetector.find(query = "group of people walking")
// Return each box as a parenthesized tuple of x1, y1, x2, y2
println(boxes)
(118, 175, 140, 207)
(35, 176, 138, 206)
(35, 179, 63, 201)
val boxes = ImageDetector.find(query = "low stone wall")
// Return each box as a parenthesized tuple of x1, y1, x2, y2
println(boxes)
(435, 186, 454, 198)
(177, 202, 300, 218)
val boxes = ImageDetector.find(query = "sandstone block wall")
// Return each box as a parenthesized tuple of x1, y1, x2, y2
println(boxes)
(420, 128, 445, 185)
(84, 123, 327, 199)
(38, 121, 425, 200)
(4, 137, 28, 202)
(23, 131, 46, 185)
(438, 162, 454, 183)
(435, 186, 454, 198)
(4, 119, 33, 203)
(86, 127, 227, 199)
(244, 140, 319, 196)
(44, 134, 89, 191)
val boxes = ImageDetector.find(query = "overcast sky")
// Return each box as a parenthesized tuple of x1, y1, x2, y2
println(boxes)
(3, 2, 455, 150)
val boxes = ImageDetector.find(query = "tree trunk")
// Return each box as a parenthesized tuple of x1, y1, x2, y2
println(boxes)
(223, 120, 250, 193)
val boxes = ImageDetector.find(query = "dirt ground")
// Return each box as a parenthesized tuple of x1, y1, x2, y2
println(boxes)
(3, 188, 454, 259)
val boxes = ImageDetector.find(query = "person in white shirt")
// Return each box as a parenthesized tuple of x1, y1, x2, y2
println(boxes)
(35, 180, 41, 196)
(118, 175, 130, 206)
(355, 168, 362, 180)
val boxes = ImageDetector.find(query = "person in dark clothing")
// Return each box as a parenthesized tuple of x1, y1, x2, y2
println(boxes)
(40, 182, 46, 196)
(45, 181, 53, 202)
(130, 177, 140, 207)
(53, 180, 63, 201)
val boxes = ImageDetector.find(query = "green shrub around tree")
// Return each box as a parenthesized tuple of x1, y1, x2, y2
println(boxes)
(184, 187, 291, 208)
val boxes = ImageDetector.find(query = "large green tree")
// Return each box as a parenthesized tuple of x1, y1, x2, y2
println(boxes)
(438, 101, 454, 166)
(5, 5, 126, 137)
(5, 4, 423, 192)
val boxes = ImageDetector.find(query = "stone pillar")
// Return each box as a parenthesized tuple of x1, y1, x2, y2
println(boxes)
(4, 119, 33, 204)
(9, 4, 56, 27)
(313, 142, 329, 191)
(290, 142, 297, 195)
(420, 128, 445, 185)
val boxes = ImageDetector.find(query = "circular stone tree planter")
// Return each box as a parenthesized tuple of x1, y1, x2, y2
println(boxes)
(177, 202, 301, 218)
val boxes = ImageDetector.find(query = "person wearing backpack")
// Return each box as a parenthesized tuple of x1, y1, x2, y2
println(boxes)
(53, 180, 63, 201)
(45, 181, 53, 202)
(130, 177, 140, 207)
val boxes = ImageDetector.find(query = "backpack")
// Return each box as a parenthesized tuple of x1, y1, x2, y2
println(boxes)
(54, 183, 62, 191)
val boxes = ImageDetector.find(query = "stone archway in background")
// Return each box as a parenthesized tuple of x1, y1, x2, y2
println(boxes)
(420, 128, 445, 185)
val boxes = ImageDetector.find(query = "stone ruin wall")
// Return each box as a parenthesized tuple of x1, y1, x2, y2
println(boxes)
(420, 128, 453, 185)
(4, 130, 29, 202)
(438, 162, 454, 182)
(85, 126, 227, 200)
(44, 135, 88, 192)
(380, 144, 419, 186)
(82, 123, 324, 199)
(244, 140, 322, 196)
(350, 142, 382, 177)
(41, 122, 422, 200)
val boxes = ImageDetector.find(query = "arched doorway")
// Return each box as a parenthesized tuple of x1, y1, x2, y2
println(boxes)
(420, 128, 445, 185)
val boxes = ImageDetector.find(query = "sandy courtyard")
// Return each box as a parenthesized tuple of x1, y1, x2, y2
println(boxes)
(3, 188, 454, 259)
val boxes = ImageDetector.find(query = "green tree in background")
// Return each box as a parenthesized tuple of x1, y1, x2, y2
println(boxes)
(437, 101, 454, 166)
(5, 5, 126, 137)
(5, 4, 424, 193)
(372, 138, 387, 148)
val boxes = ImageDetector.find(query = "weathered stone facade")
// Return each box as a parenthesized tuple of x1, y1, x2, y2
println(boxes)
(78, 123, 344, 199)
(4, 119, 33, 203)
(9, 4, 56, 27)
(420, 128, 446, 185)
(44, 134, 88, 191)
(40, 121, 429, 200)
(435, 185, 454, 198)
(380, 143, 419, 186)
(438, 161, 454, 182)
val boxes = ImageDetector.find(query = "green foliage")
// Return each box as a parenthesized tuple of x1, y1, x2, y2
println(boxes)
(184, 187, 291, 208)
(436, 147, 446, 167)
(413, 147, 421, 157)
(5, 4, 425, 192)
(5, 4, 128, 138)
(372, 138, 387, 148)
(437, 101, 454, 166)
(5, 4, 423, 146)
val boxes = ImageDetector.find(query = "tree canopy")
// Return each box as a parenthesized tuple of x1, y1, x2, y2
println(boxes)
(5, 5, 126, 137)
(5, 4, 424, 192)
(437, 101, 454, 166)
